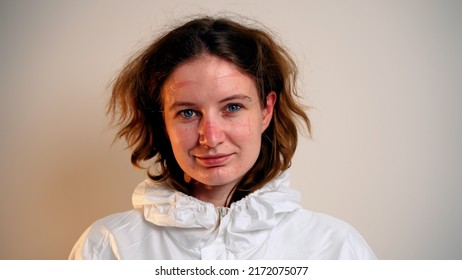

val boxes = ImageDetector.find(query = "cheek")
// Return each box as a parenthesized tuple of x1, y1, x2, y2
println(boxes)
(166, 125, 197, 152)
(245, 109, 265, 134)
(230, 115, 264, 144)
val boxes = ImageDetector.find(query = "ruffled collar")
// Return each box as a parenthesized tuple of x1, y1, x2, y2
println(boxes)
(132, 172, 301, 258)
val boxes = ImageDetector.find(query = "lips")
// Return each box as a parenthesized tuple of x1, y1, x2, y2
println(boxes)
(194, 154, 233, 167)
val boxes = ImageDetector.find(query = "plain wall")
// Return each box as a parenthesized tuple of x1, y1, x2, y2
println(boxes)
(1, 0, 461, 259)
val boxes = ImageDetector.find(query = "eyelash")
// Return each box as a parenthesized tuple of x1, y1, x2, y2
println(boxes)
(178, 109, 197, 119)
(225, 103, 242, 112)
(176, 104, 243, 119)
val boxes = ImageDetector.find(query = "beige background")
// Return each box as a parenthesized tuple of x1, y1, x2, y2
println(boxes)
(1, 0, 461, 259)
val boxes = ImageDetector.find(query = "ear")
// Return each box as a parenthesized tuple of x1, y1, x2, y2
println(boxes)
(262, 91, 276, 131)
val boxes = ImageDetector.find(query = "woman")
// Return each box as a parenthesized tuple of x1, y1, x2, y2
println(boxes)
(70, 16, 376, 259)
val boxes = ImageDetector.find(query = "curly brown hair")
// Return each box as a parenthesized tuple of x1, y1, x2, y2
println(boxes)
(108, 16, 311, 204)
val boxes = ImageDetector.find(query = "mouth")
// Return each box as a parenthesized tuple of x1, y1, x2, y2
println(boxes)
(194, 154, 233, 167)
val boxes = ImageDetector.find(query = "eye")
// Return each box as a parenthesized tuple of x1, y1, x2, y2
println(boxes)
(226, 104, 242, 112)
(178, 109, 197, 119)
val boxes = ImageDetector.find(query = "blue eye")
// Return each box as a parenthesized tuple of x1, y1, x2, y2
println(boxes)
(226, 104, 242, 112)
(179, 109, 196, 118)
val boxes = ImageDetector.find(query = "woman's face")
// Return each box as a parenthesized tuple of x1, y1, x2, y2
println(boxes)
(162, 54, 275, 191)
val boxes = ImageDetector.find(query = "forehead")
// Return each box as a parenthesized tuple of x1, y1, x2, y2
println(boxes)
(162, 55, 257, 98)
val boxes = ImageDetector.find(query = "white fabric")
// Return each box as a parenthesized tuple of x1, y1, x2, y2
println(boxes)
(69, 173, 376, 259)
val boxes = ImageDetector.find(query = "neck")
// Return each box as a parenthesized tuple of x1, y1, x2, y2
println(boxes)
(191, 182, 235, 207)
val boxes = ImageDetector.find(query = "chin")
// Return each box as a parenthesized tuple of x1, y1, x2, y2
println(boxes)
(196, 176, 236, 188)
(192, 168, 243, 188)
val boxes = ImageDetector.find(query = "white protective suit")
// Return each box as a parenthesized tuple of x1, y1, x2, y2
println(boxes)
(69, 172, 376, 259)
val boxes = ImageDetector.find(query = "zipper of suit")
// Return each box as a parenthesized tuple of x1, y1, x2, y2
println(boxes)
(216, 207, 229, 225)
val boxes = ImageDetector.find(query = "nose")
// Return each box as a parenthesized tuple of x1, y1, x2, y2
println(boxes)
(198, 115, 225, 148)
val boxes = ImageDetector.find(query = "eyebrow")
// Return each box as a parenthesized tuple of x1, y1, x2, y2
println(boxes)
(167, 94, 252, 111)
(219, 94, 252, 103)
